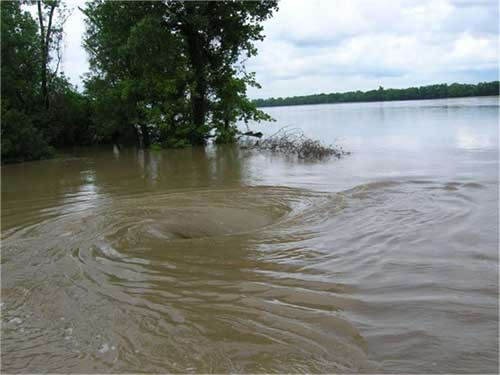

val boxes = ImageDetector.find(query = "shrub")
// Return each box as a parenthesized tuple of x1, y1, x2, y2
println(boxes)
(1, 108, 54, 163)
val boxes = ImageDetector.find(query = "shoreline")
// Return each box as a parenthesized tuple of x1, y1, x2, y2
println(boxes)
(256, 94, 499, 109)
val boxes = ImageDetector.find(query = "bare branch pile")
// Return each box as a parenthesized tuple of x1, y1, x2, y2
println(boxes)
(241, 127, 350, 160)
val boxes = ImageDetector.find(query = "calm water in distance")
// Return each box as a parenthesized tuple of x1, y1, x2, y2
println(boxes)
(1, 96, 498, 373)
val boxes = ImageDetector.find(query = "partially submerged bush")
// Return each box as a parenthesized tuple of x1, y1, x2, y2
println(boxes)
(241, 127, 349, 160)
(1, 108, 55, 163)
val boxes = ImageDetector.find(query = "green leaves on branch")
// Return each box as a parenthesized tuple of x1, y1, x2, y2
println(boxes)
(2, 0, 89, 163)
(83, 0, 278, 148)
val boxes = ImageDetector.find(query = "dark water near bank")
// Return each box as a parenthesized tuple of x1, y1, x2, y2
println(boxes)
(1, 97, 498, 373)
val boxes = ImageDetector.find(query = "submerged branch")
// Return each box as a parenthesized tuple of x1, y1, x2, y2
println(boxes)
(241, 127, 350, 160)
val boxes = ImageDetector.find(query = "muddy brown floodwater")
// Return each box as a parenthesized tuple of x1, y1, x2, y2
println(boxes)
(1, 97, 499, 373)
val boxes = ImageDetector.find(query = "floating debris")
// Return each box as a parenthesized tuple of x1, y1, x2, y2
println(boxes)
(98, 343, 109, 354)
(241, 127, 349, 160)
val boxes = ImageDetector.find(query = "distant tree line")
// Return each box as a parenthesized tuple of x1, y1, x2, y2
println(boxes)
(1, 0, 278, 163)
(253, 81, 500, 108)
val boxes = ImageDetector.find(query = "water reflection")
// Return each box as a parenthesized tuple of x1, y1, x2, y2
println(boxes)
(456, 127, 496, 150)
(60, 169, 101, 214)
(250, 96, 499, 154)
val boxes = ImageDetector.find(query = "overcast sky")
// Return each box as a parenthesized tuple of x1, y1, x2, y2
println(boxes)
(60, 0, 498, 99)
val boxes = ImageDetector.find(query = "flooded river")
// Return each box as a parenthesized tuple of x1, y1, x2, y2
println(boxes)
(1, 97, 498, 373)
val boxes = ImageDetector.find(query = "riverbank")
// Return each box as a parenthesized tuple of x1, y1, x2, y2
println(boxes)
(253, 81, 499, 108)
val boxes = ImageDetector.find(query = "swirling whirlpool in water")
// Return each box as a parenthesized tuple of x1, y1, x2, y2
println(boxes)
(1, 180, 498, 373)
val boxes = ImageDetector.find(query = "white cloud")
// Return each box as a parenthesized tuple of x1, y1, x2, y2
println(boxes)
(449, 33, 497, 62)
(247, 0, 499, 97)
(61, 0, 87, 89)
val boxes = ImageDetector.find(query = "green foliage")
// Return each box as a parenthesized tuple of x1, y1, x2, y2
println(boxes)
(1, 1, 41, 110)
(1, 0, 95, 163)
(41, 75, 96, 147)
(150, 143, 162, 152)
(253, 81, 500, 107)
(82, 1, 191, 147)
(162, 138, 191, 149)
(1, 107, 54, 163)
(1, 0, 51, 162)
(82, 0, 278, 149)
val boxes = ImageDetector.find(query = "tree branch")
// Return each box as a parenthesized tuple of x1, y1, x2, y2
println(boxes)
(44, 3, 55, 60)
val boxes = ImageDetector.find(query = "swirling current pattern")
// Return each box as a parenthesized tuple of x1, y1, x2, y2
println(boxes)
(1, 180, 498, 373)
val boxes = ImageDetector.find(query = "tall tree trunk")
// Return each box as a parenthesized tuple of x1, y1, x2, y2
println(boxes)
(187, 35, 207, 145)
(132, 124, 141, 148)
(192, 82, 206, 129)
(183, 6, 208, 145)
(37, 0, 55, 109)
(140, 124, 150, 148)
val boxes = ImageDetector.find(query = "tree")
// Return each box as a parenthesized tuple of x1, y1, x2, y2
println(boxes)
(82, 0, 278, 148)
(165, 1, 278, 143)
(83, 1, 188, 147)
(1, 1, 94, 163)
(1, 0, 41, 111)
(35, 0, 68, 109)
(1, 0, 51, 162)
